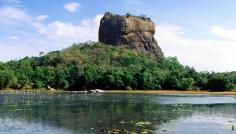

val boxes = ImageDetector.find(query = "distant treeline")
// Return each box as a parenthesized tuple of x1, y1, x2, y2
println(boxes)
(0, 42, 236, 91)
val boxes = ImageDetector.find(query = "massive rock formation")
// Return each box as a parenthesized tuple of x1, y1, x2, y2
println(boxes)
(99, 12, 164, 59)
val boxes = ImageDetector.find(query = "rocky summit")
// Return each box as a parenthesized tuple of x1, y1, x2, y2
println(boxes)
(99, 12, 164, 59)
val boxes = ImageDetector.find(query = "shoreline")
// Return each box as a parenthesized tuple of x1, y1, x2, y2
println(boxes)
(104, 90, 236, 95)
(1, 88, 236, 95)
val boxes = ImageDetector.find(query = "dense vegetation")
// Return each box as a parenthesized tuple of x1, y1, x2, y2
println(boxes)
(0, 42, 235, 91)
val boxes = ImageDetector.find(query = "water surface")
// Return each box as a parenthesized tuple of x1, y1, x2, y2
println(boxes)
(0, 92, 236, 134)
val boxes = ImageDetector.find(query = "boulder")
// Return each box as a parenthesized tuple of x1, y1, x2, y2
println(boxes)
(99, 12, 164, 59)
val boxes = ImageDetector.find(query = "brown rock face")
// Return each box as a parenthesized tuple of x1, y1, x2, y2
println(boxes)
(99, 12, 164, 59)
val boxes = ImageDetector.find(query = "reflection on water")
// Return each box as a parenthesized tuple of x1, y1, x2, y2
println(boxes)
(0, 92, 236, 134)
(158, 94, 236, 104)
(157, 104, 236, 134)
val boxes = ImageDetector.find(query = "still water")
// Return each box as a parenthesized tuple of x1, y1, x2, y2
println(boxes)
(1, 92, 236, 134)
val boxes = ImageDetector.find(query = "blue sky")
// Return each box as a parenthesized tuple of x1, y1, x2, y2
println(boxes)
(1, 0, 236, 72)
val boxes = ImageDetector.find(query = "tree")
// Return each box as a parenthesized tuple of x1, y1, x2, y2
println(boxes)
(17, 74, 30, 87)
(34, 66, 45, 81)
(6, 71, 18, 87)
(126, 13, 131, 18)
(100, 69, 124, 89)
(152, 70, 165, 89)
(180, 78, 195, 90)
(39, 51, 45, 57)
(0, 61, 3, 69)
(0, 71, 5, 89)
(135, 71, 153, 90)
(140, 14, 147, 20)
(121, 69, 137, 90)
(162, 71, 182, 90)
(33, 80, 44, 89)
(206, 75, 234, 91)
(54, 64, 69, 89)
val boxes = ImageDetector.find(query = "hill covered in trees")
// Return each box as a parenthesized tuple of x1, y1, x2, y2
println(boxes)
(0, 42, 236, 91)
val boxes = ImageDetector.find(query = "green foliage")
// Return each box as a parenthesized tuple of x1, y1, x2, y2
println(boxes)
(206, 73, 235, 91)
(139, 14, 151, 20)
(33, 80, 44, 89)
(39, 51, 45, 57)
(0, 41, 235, 91)
(0, 71, 6, 89)
(17, 74, 30, 87)
(126, 13, 131, 18)
(126, 86, 132, 90)
(180, 78, 195, 90)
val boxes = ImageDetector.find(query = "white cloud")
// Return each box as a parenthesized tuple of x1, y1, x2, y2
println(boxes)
(0, 38, 56, 62)
(81, 14, 101, 28)
(0, 6, 47, 29)
(210, 26, 236, 40)
(37, 15, 47, 21)
(38, 14, 103, 43)
(0, 6, 49, 37)
(0, 45, 31, 61)
(64, 2, 81, 12)
(0, 6, 103, 62)
(10, 36, 18, 40)
(155, 23, 236, 72)
(0, 6, 30, 22)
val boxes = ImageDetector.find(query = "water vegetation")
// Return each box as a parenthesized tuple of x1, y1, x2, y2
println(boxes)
(0, 41, 236, 91)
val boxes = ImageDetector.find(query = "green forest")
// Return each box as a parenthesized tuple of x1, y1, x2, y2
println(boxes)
(0, 42, 236, 91)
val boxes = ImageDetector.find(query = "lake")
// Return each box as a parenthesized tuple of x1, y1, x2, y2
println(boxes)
(1, 92, 236, 134)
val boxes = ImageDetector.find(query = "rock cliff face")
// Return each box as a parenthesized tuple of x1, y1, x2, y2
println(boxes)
(99, 12, 164, 59)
